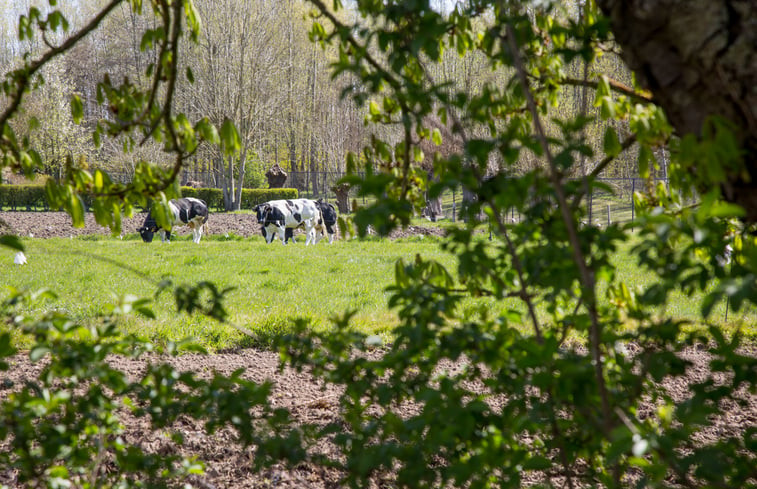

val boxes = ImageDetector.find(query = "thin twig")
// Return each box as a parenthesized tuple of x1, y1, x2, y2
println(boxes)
(505, 22, 613, 437)
(557, 76, 653, 104)
(0, 0, 125, 130)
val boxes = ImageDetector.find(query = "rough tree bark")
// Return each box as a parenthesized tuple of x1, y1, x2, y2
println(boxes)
(266, 163, 288, 188)
(597, 0, 757, 220)
(332, 182, 352, 214)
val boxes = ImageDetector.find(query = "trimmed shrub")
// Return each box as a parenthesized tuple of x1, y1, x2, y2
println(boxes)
(179, 187, 298, 211)
(179, 187, 224, 211)
(239, 188, 298, 209)
(0, 185, 47, 210)
(0, 185, 298, 213)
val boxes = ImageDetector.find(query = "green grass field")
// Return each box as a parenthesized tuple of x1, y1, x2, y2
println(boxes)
(1, 234, 463, 350)
(2, 231, 754, 351)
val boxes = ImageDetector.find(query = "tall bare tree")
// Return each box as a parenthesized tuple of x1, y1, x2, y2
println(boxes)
(185, 0, 288, 209)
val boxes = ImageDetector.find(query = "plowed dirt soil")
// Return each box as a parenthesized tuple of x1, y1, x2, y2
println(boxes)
(0, 211, 447, 240)
(0, 211, 755, 488)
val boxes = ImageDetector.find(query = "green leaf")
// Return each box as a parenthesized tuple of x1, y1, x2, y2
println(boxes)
(0, 235, 24, 252)
(369, 100, 380, 116)
(523, 455, 552, 470)
(602, 126, 621, 157)
(220, 118, 241, 156)
(70, 94, 84, 124)
(709, 201, 746, 218)
(196, 118, 219, 144)
(638, 145, 652, 178)
(30, 346, 50, 362)
(69, 193, 85, 228)
(0, 333, 17, 365)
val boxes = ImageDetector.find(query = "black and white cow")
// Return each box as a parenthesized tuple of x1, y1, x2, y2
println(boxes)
(265, 199, 337, 245)
(253, 199, 319, 245)
(313, 199, 337, 244)
(138, 197, 209, 244)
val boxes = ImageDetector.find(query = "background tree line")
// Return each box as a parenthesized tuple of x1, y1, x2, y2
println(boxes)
(1, 0, 649, 211)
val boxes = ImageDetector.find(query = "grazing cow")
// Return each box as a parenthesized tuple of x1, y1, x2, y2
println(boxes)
(260, 225, 298, 244)
(313, 199, 337, 244)
(138, 197, 209, 244)
(271, 199, 337, 244)
(253, 199, 319, 245)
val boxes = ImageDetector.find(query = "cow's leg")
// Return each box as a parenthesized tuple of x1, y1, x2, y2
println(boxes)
(312, 225, 323, 245)
(326, 224, 336, 244)
(278, 226, 287, 244)
(191, 220, 203, 243)
(159, 229, 169, 243)
(305, 221, 316, 246)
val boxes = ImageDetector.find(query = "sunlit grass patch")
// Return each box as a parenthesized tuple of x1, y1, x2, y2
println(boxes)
(2, 229, 755, 351)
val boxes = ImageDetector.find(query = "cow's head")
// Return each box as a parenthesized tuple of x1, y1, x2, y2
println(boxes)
(253, 203, 271, 224)
(138, 215, 159, 242)
(137, 226, 152, 242)
(317, 199, 337, 225)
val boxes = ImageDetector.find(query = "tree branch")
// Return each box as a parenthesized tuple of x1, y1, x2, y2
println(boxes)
(557, 76, 653, 104)
(0, 0, 126, 131)
(505, 22, 613, 439)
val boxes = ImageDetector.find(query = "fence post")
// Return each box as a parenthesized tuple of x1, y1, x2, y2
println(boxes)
(607, 203, 611, 227)
(631, 178, 635, 230)
(452, 189, 456, 223)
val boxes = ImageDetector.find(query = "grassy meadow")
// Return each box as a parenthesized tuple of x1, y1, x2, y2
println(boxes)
(1, 229, 755, 351)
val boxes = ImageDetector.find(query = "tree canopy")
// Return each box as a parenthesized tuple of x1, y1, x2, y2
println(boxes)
(1, 1, 756, 488)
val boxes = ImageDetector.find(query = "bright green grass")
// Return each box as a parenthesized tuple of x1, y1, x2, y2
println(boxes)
(2, 231, 754, 351)
(0, 234, 474, 350)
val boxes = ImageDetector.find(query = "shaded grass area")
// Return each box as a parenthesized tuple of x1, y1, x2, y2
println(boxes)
(606, 232, 757, 339)
(2, 230, 754, 351)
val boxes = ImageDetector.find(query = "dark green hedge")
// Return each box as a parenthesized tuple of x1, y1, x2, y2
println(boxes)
(0, 185, 48, 210)
(179, 187, 298, 211)
(0, 184, 298, 212)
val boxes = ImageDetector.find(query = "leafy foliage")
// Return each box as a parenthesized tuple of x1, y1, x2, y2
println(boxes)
(275, 0, 757, 487)
(1, 0, 756, 488)
(0, 287, 302, 488)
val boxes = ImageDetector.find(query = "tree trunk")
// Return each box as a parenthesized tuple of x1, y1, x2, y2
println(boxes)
(332, 182, 351, 214)
(232, 148, 248, 211)
(461, 187, 478, 222)
(423, 195, 443, 221)
(597, 0, 757, 220)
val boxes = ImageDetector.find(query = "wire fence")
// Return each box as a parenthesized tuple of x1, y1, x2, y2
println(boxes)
(6, 169, 672, 226)
(320, 176, 669, 226)
(286, 173, 673, 226)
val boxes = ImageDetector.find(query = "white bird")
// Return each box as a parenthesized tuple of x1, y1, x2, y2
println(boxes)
(14, 251, 27, 265)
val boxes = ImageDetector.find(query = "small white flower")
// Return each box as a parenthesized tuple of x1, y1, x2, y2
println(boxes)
(716, 244, 733, 267)
(14, 252, 27, 265)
